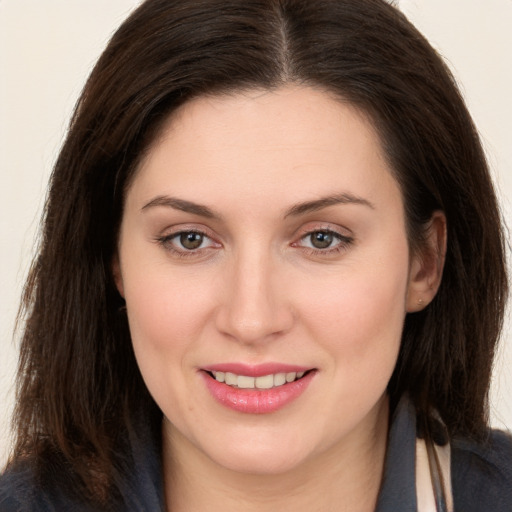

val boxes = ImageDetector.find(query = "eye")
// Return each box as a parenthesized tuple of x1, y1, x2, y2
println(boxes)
(294, 229, 354, 254)
(307, 231, 336, 249)
(157, 229, 220, 254)
(179, 232, 205, 250)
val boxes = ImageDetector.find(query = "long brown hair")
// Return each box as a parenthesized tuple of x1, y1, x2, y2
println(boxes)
(7, 0, 508, 506)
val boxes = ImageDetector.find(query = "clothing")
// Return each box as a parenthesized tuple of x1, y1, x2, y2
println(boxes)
(376, 398, 512, 511)
(1, 397, 511, 511)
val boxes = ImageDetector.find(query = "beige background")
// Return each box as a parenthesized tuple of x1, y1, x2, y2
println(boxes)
(1, 0, 511, 466)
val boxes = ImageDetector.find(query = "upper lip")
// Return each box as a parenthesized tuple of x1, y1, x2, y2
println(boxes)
(201, 362, 314, 377)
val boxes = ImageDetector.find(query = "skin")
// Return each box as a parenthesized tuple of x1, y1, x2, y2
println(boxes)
(114, 86, 445, 512)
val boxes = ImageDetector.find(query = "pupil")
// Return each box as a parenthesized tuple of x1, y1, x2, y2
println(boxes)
(311, 231, 333, 249)
(180, 232, 203, 250)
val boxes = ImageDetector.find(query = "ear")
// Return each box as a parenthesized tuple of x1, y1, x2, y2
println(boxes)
(112, 254, 125, 298)
(406, 211, 447, 312)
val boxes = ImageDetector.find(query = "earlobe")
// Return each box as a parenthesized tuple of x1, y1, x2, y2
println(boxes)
(406, 211, 447, 312)
(112, 254, 125, 298)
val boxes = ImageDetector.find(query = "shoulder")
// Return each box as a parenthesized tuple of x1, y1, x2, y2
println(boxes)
(0, 461, 46, 512)
(451, 429, 512, 512)
(0, 460, 96, 512)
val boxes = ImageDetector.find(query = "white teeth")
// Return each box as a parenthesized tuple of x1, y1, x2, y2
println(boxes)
(237, 375, 255, 389)
(286, 372, 297, 383)
(225, 372, 237, 385)
(212, 370, 307, 389)
(274, 373, 286, 386)
(255, 374, 274, 389)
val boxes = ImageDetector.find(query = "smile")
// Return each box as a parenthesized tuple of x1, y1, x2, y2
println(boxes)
(211, 370, 306, 389)
(201, 364, 316, 414)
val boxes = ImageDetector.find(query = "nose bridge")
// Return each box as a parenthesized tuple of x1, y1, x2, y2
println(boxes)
(216, 241, 292, 343)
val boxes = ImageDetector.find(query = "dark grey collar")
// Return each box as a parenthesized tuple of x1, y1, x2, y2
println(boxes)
(375, 395, 417, 511)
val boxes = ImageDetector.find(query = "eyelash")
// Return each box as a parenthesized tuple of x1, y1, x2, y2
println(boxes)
(293, 229, 354, 256)
(155, 229, 220, 258)
(155, 228, 354, 258)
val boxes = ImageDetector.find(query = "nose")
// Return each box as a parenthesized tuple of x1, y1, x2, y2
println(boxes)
(215, 249, 294, 345)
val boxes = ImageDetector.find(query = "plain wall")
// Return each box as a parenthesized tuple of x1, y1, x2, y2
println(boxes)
(1, 0, 511, 467)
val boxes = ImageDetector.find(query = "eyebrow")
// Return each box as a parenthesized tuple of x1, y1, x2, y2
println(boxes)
(284, 193, 375, 218)
(141, 192, 374, 219)
(141, 196, 220, 219)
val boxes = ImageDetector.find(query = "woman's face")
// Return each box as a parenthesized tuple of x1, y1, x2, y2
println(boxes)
(116, 86, 428, 475)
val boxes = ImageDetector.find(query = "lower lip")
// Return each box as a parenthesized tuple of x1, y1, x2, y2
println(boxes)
(201, 371, 315, 414)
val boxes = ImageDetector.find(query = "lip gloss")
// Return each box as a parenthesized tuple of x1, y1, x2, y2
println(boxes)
(200, 363, 315, 414)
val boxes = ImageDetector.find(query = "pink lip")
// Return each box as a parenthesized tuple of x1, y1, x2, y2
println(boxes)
(200, 364, 316, 414)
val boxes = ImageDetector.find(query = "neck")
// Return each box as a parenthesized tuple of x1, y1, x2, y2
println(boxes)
(163, 396, 389, 512)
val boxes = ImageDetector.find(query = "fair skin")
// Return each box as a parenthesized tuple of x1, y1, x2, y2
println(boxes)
(114, 86, 445, 512)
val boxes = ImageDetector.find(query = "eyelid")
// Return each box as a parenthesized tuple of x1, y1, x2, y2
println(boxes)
(291, 223, 355, 254)
(296, 230, 351, 247)
(155, 224, 222, 256)
(293, 221, 353, 240)
(157, 223, 219, 240)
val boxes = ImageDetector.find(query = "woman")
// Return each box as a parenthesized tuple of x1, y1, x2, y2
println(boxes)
(1, 0, 511, 510)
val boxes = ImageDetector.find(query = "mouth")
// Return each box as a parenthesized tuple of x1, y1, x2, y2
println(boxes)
(206, 369, 311, 389)
(201, 365, 316, 414)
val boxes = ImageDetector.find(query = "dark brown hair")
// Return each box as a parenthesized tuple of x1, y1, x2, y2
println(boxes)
(7, 0, 508, 506)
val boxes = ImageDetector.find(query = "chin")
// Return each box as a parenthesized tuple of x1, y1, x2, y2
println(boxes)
(207, 443, 309, 476)
(195, 418, 333, 477)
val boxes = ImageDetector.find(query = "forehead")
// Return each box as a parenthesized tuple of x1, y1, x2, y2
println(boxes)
(148, 86, 382, 159)
(128, 86, 402, 217)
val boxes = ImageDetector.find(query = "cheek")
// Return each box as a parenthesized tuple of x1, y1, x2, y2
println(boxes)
(121, 261, 218, 392)
(122, 269, 219, 428)
(124, 255, 216, 340)
(295, 245, 409, 376)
